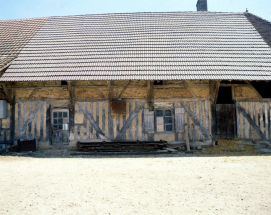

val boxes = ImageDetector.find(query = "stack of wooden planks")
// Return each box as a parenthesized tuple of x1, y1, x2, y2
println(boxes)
(76, 140, 168, 152)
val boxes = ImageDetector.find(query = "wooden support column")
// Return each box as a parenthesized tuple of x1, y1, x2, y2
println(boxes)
(1, 83, 13, 104)
(67, 81, 75, 107)
(210, 80, 220, 142)
(147, 81, 154, 111)
(107, 81, 113, 101)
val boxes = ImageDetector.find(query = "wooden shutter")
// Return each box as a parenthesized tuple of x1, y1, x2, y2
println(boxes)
(144, 109, 154, 133)
(156, 116, 164, 132)
(175, 107, 185, 133)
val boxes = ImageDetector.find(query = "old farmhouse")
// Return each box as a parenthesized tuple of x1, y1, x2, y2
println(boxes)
(1, 0, 271, 150)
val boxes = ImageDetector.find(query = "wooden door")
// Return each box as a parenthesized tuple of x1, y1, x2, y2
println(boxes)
(51, 109, 69, 144)
(216, 104, 236, 139)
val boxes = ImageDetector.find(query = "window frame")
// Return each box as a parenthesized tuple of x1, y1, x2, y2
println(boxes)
(154, 109, 174, 133)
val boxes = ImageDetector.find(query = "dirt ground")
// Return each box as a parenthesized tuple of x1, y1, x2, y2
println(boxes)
(1, 143, 271, 215)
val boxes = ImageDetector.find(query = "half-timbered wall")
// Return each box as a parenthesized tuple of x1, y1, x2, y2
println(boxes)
(236, 99, 271, 140)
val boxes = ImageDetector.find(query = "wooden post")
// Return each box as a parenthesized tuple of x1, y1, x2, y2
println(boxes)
(107, 81, 113, 101)
(1, 83, 13, 104)
(67, 81, 75, 107)
(185, 126, 190, 152)
(147, 81, 154, 111)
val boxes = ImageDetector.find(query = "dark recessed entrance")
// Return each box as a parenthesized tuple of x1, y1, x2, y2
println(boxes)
(216, 87, 236, 139)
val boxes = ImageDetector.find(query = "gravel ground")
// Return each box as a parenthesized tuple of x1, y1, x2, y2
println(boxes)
(0, 151, 271, 215)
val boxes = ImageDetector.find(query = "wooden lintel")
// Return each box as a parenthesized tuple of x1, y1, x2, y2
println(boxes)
(118, 80, 132, 99)
(107, 81, 113, 101)
(1, 83, 13, 104)
(245, 81, 262, 98)
(67, 81, 75, 107)
(147, 81, 154, 111)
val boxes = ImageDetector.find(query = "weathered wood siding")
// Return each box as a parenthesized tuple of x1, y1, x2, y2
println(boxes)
(236, 100, 270, 140)
(14, 101, 49, 141)
(0, 103, 12, 142)
(72, 100, 212, 142)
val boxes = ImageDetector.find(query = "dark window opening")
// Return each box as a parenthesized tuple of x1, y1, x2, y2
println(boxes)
(61, 81, 68, 86)
(216, 87, 233, 104)
(154, 80, 163, 85)
(155, 109, 173, 132)
(250, 81, 271, 98)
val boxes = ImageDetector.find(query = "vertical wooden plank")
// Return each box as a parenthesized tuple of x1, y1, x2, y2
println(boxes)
(265, 102, 268, 139)
(40, 103, 44, 141)
(28, 102, 32, 140)
(102, 101, 105, 133)
(117, 115, 120, 136)
(198, 101, 202, 140)
(209, 101, 212, 136)
(262, 102, 266, 137)
(96, 102, 99, 139)
(93, 102, 97, 139)
(90, 102, 93, 139)
(83, 102, 87, 140)
(135, 102, 139, 140)
(260, 102, 264, 135)
(138, 108, 142, 141)
(187, 101, 191, 140)
(132, 102, 136, 140)
(31, 103, 35, 140)
(14, 103, 18, 140)
(242, 102, 246, 139)
(236, 101, 240, 139)
(69, 105, 75, 141)
(34, 103, 38, 140)
(257, 102, 261, 133)
(86, 102, 90, 139)
(23, 102, 27, 140)
(105, 101, 108, 138)
(248, 102, 252, 139)
(141, 104, 145, 141)
(128, 102, 132, 140)
(74, 126, 78, 140)
(108, 101, 113, 140)
(46, 103, 50, 142)
(18, 103, 21, 140)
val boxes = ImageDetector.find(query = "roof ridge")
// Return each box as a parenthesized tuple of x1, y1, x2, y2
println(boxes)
(1, 11, 245, 21)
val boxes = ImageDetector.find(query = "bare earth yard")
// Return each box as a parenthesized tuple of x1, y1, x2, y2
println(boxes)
(0, 154, 271, 215)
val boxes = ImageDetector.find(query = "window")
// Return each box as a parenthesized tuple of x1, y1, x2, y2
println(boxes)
(154, 80, 164, 85)
(155, 110, 173, 132)
(52, 110, 69, 131)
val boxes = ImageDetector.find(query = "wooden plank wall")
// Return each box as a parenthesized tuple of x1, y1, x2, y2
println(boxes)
(0, 103, 11, 142)
(14, 101, 49, 141)
(12, 99, 212, 143)
(73, 100, 212, 142)
(236, 100, 270, 140)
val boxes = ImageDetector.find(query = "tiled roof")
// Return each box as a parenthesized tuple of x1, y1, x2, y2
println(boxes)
(1, 12, 271, 81)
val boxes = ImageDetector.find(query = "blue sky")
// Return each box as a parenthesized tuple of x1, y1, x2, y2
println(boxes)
(1, 0, 271, 21)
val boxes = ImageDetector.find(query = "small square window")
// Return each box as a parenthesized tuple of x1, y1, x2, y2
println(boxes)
(53, 112, 57, 118)
(53, 119, 58, 124)
(165, 125, 173, 131)
(165, 117, 172, 123)
(58, 124, 63, 130)
(58, 112, 62, 117)
(53, 125, 58, 130)
(58, 118, 63, 124)
(156, 110, 163, 116)
(63, 112, 68, 118)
